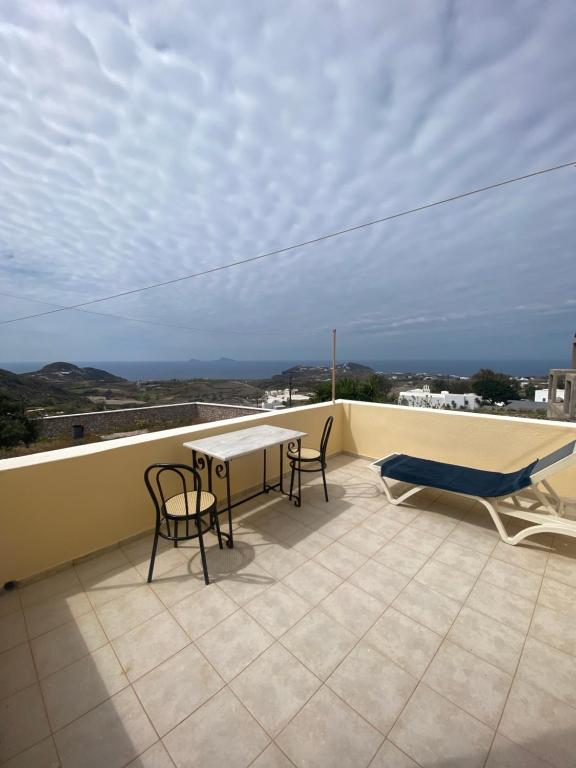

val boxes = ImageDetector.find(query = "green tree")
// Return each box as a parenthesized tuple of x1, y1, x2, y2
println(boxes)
(523, 383, 536, 401)
(470, 369, 520, 406)
(313, 375, 392, 403)
(0, 393, 39, 449)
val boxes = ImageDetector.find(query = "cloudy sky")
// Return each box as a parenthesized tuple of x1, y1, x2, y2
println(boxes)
(0, 0, 575, 364)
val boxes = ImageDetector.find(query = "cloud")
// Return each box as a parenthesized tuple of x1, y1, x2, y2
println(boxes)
(0, 0, 575, 362)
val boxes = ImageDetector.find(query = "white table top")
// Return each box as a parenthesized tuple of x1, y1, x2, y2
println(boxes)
(183, 424, 307, 462)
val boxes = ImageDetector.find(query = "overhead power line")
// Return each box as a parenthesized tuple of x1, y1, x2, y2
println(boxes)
(0, 291, 322, 337)
(1, 159, 574, 327)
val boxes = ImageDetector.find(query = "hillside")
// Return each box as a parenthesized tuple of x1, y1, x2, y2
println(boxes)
(0, 368, 90, 409)
(27, 362, 125, 384)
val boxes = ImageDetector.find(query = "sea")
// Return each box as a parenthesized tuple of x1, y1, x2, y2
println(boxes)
(3, 358, 565, 381)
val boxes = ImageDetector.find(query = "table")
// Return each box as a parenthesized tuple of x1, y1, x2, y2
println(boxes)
(183, 424, 307, 548)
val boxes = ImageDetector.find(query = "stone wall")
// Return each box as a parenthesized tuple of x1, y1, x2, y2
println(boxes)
(38, 402, 265, 440)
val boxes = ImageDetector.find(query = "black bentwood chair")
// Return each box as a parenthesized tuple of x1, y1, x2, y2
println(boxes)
(288, 415, 334, 502)
(144, 463, 222, 585)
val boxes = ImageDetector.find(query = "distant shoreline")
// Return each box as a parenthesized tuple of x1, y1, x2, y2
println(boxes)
(2, 358, 561, 381)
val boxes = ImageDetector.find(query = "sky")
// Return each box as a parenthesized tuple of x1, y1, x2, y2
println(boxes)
(0, 0, 575, 365)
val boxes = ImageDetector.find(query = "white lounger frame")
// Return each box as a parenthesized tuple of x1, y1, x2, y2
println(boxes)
(369, 442, 576, 546)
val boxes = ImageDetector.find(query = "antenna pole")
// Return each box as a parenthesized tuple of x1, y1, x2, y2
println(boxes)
(332, 329, 336, 403)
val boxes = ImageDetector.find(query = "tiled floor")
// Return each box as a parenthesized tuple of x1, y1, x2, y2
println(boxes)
(2, 455, 576, 767)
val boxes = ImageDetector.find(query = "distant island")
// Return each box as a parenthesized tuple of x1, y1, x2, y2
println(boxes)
(188, 357, 236, 363)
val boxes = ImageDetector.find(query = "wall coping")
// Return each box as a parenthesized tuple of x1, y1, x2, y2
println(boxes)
(40, 401, 266, 420)
(0, 400, 337, 472)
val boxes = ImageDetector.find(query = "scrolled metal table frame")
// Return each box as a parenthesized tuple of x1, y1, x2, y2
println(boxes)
(190, 438, 302, 549)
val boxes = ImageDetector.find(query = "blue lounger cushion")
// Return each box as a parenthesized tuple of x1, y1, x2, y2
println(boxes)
(380, 454, 537, 498)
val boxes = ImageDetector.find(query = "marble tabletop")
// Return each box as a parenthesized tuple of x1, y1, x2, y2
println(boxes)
(183, 424, 307, 462)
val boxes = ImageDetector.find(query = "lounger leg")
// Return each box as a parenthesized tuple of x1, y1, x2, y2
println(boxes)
(379, 477, 426, 506)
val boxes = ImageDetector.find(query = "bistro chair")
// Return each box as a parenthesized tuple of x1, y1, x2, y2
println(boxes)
(288, 415, 334, 502)
(144, 463, 222, 585)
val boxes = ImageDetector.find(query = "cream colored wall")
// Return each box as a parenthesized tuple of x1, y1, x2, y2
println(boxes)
(0, 402, 342, 585)
(342, 401, 576, 496)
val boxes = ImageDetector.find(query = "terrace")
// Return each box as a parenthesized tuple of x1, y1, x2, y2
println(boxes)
(1, 401, 576, 767)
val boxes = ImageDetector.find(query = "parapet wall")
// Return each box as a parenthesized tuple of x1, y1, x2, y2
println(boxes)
(38, 402, 265, 439)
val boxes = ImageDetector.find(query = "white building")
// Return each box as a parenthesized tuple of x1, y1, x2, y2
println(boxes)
(398, 385, 480, 411)
(535, 388, 564, 403)
(263, 388, 311, 409)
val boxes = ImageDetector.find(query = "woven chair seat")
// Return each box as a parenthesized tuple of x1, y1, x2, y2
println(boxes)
(288, 447, 321, 461)
(164, 490, 216, 517)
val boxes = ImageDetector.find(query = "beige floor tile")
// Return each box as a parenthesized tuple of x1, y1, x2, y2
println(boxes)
(372, 542, 429, 577)
(314, 512, 357, 539)
(485, 732, 554, 768)
(75, 548, 131, 584)
(368, 740, 418, 767)
(280, 608, 356, 680)
(348, 560, 409, 606)
(447, 606, 525, 674)
(360, 512, 405, 540)
(0, 592, 22, 620)
(245, 583, 310, 638)
(196, 609, 274, 681)
(1, 737, 60, 768)
(313, 541, 367, 578)
(216, 562, 276, 606)
(133, 643, 224, 735)
(423, 640, 512, 727)
(538, 577, 576, 615)
(393, 580, 461, 635)
(491, 540, 549, 575)
(364, 607, 442, 678)
(149, 562, 206, 606)
(391, 526, 444, 556)
(126, 741, 175, 768)
(19, 569, 82, 608)
(499, 677, 576, 768)
(466, 581, 534, 634)
(250, 743, 295, 768)
(257, 544, 307, 580)
(284, 529, 332, 558)
(41, 644, 128, 730)
(414, 558, 476, 602)
(389, 683, 494, 768)
(448, 521, 499, 555)
(277, 686, 382, 768)
(379, 504, 423, 526)
(0, 684, 50, 762)
(96, 584, 164, 640)
(320, 582, 383, 637)
(546, 552, 576, 588)
(83, 565, 144, 609)
(170, 584, 237, 640)
(54, 686, 157, 768)
(337, 527, 387, 556)
(409, 509, 459, 538)
(0, 643, 37, 700)
(24, 589, 92, 639)
(517, 637, 576, 708)
(163, 687, 269, 768)
(480, 558, 542, 601)
(31, 611, 107, 679)
(432, 539, 489, 577)
(135, 547, 191, 580)
(282, 560, 342, 605)
(529, 603, 576, 656)
(327, 641, 417, 734)
(113, 610, 190, 681)
(231, 643, 320, 736)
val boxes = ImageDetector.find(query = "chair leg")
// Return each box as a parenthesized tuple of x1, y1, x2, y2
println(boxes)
(289, 462, 295, 501)
(321, 465, 329, 502)
(147, 528, 160, 583)
(173, 520, 178, 547)
(197, 518, 210, 585)
(214, 509, 223, 550)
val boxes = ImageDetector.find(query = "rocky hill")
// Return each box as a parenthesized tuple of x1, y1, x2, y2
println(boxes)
(28, 362, 125, 384)
(0, 368, 90, 409)
(278, 362, 375, 383)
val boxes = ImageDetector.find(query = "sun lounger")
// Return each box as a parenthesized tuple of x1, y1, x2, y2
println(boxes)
(369, 441, 576, 545)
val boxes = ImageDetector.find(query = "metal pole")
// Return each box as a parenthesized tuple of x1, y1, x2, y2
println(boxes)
(332, 328, 336, 403)
(288, 374, 292, 408)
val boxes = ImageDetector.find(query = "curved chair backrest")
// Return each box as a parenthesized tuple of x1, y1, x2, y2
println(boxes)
(320, 416, 334, 460)
(144, 463, 203, 523)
